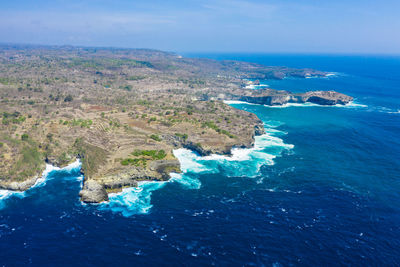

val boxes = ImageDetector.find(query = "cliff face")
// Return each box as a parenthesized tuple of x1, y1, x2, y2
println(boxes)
(301, 91, 353, 105)
(78, 122, 264, 203)
(234, 89, 353, 106)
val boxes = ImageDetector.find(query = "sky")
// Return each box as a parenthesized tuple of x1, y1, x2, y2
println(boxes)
(0, 0, 399, 54)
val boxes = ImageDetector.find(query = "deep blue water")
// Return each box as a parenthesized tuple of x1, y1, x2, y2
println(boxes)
(1, 54, 400, 266)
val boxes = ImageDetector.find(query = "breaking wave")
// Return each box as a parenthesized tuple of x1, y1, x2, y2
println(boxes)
(100, 122, 293, 216)
(173, 130, 293, 178)
(225, 100, 367, 109)
(265, 101, 367, 108)
(0, 160, 82, 209)
(98, 181, 168, 216)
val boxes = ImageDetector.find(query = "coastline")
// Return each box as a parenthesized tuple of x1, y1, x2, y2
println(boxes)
(1, 95, 359, 214)
(99, 119, 294, 216)
(0, 160, 82, 204)
(223, 100, 367, 108)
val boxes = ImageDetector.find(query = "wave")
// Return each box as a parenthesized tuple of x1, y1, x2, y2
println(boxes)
(325, 73, 337, 77)
(265, 101, 367, 109)
(223, 100, 258, 105)
(98, 160, 204, 216)
(0, 159, 82, 209)
(34, 159, 82, 188)
(99, 171, 202, 217)
(99, 181, 168, 216)
(225, 99, 367, 109)
(245, 84, 269, 89)
(98, 124, 293, 216)
(386, 109, 400, 114)
(173, 130, 293, 178)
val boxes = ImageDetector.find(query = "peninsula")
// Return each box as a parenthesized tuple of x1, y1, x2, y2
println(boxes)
(0, 45, 352, 202)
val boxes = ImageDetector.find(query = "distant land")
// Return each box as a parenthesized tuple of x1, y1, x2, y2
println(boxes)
(0, 44, 352, 203)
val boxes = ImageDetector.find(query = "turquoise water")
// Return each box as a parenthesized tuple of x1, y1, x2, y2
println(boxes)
(1, 54, 400, 265)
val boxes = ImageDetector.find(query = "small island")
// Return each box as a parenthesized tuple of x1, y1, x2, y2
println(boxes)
(0, 45, 352, 203)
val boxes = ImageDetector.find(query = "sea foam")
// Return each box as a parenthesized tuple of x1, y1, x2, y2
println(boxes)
(99, 181, 168, 216)
(99, 172, 202, 217)
(0, 159, 82, 209)
(223, 100, 257, 105)
(225, 99, 367, 109)
(172, 129, 293, 178)
(100, 113, 294, 216)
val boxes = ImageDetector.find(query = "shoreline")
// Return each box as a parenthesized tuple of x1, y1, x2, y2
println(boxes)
(99, 121, 294, 216)
(0, 159, 81, 203)
(223, 100, 367, 108)
(1, 96, 364, 211)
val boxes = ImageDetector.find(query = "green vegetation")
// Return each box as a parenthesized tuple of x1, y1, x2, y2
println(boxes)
(175, 133, 188, 141)
(120, 158, 147, 167)
(177, 78, 205, 87)
(21, 133, 29, 141)
(202, 121, 218, 130)
(8, 143, 44, 181)
(0, 77, 11, 85)
(73, 138, 107, 178)
(2, 112, 26, 125)
(150, 134, 162, 141)
(63, 119, 93, 128)
(67, 58, 153, 70)
(119, 85, 132, 91)
(0, 45, 266, 192)
(127, 75, 146, 81)
(120, 149, 167, 167)
(64, 94, 73, 102)
(202, 121, 235, 138)
(147, 117, 157, 123)
(131, 149, 166, 160)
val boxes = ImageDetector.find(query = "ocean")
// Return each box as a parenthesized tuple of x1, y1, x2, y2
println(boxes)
(1, 54, 400, 266)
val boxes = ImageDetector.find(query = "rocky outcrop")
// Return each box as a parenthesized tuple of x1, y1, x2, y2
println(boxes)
(0, 176, 39, 191)
(254, 125, 264, 136)
(78, 159, 181, 203)
(301, 91, 353, 105)
(232, 89, 353, 106)
(149, 160, 181, 179)
(183, 141, 212, 156)
(79, 180, 109, 203)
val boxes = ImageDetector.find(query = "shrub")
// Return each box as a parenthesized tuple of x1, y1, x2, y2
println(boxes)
(131, 150, 166, 160)
(46, 133, 53, 141)
(64, 94, 73, 102)
(127, 75, 146, 81)
(21, 133, 29, 141)
(150, 134, 161, 141)
(123, 85, 132, 91)
(175, 133, 188, 141)
(147, 117, 156, 123)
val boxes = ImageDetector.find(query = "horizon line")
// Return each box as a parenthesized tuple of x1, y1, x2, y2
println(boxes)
(1, 42, 400, 57)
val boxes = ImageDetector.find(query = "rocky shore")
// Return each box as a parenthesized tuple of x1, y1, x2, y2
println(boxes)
(0, 45, 353, 204)
(232, 89, 353, 106)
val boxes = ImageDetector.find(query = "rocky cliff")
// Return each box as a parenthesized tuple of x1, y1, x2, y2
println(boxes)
(233, 89, 353, 106)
